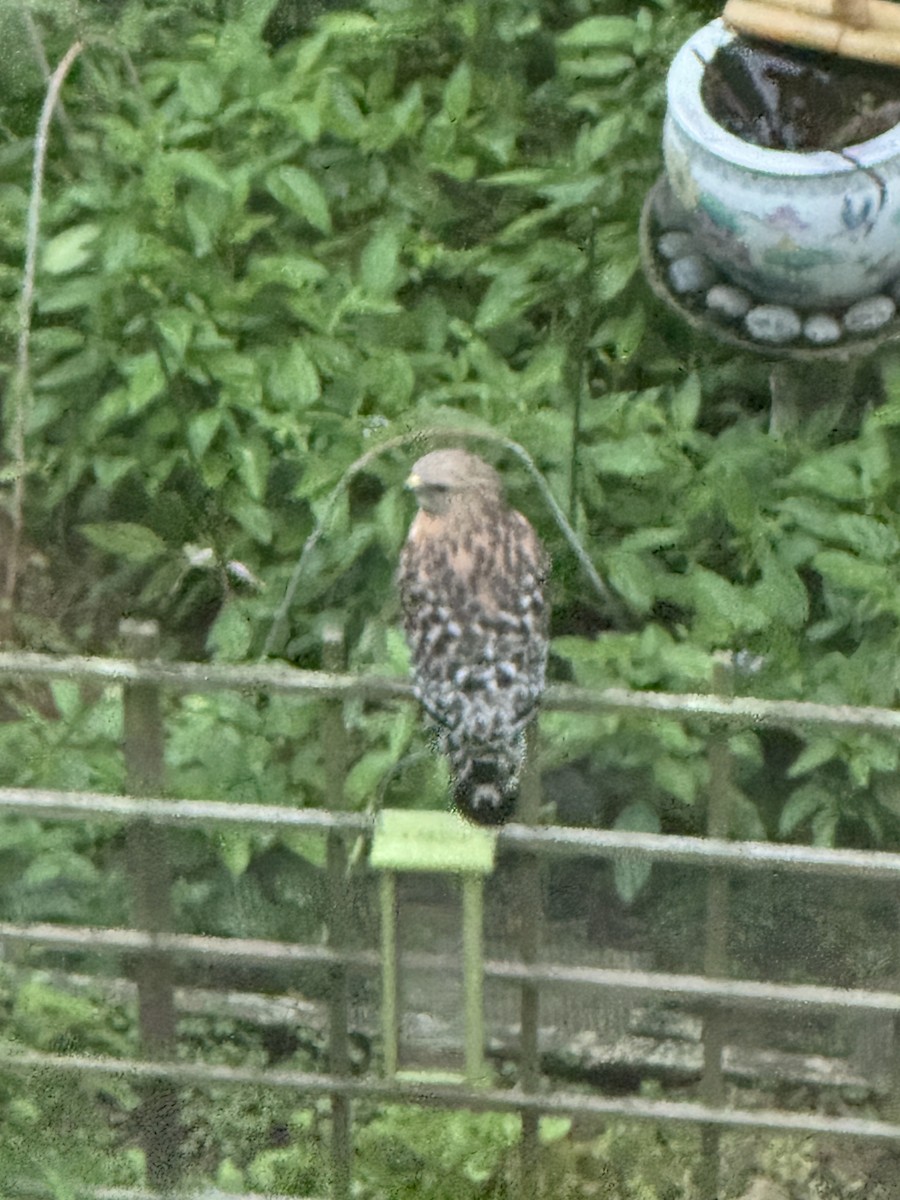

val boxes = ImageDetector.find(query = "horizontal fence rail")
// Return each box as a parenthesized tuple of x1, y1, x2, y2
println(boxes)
(3, 785, 900, 880)
(0, 648, 899, 732)
(3, 647, 900, 1200)
(3, 916, 900, 1016)
(3, 1049, 900, 1144)
(9, 1192, 311, 1200)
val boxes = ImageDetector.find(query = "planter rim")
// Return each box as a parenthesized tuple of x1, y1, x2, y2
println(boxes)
(669, 19, 900, 175)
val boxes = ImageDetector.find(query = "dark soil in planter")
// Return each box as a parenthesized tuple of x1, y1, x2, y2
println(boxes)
(701, 35, 900, 151)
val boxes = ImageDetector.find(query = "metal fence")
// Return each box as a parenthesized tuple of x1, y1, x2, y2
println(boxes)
(2, 622, 900, 1199)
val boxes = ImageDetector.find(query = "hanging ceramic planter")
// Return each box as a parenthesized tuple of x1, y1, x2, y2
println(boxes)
(662, 18, 900, 308)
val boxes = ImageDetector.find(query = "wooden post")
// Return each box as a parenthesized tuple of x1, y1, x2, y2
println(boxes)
(120, 619, 181, 1192)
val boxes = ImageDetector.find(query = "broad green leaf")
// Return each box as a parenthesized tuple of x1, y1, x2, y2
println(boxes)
(593, 254, 638, 300)
(207, 603, 253, 661)
(41, 224, 99, 275)
(265, 166, 332, 234)
(344, 748, 397, 805)
(179, 62, 221, 117)
(671, 373, 701, 431)
(79, 522, 167, 562)
(232, 498, 273, 544)
(237, 438, 269, 501)
(606, 548, 654, 613)
(360, 226, 400, 297)
(93, 457, 134, 489)
(754, 552, 809, 627)
(268, 344, 321, 407)
(788, 450, 862, 500)
(319, 11, 378, 35)
(557, 16, 635, 48)
(188, 409, 222, 459)
(216, 1160, 246, 1192)
(249, 255, 329, 291)
(391, 82, 425, 139)
(281, 830, 328, 868)
(316, 74, 365, 141)
(520, 343, 566, 394)
(167, 150, 231, 191)
(538, 1117, 572, 1144)
(474, 265, 533, 330)
(593, 305, 646, 362)
(361, 349, 414, 411)
(591, 434, 665, 476)
(49, 680, 82, 722)
(811, 799, 838, 847)
(813, 550, 892, 593)
(35, 277, 100, 312)
(217, 831, 253, 877)
(831, 513, 898, 561)
(730, 793, 766, 841)
(122, 353, 166, 414)
(155, 309, 194, 362)
(653, 755, 699, 805)
(34, 347, 106, 391)
(780, 500, 899, 559)
(574, 113, 625, 167)
(30, 328, 84, 355)
(443, 61, 472, 123)
(559, 54, 634, 81)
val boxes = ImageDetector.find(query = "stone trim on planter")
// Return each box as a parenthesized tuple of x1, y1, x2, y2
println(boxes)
(640, 178, 900, 359)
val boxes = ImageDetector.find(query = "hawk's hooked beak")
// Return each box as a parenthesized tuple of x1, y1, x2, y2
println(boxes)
(406, 472, 421, 490)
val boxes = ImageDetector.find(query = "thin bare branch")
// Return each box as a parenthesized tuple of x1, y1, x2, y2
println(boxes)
(262, 426, 630, 658)
(20, 7, 76, 146)
(6, 38, 85, 610)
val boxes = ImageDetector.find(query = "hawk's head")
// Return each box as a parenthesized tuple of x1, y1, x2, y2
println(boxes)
(406, 449, 504, 516)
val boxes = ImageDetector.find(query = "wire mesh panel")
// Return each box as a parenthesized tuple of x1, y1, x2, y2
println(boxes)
(1, 647, 900, 1198)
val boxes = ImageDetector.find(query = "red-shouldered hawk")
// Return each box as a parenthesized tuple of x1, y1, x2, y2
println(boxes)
(398, 449, 550, 825)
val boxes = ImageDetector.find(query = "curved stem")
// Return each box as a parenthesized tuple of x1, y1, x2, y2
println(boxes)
(261, 426, 631, 659)
(7, 39, 85, 609)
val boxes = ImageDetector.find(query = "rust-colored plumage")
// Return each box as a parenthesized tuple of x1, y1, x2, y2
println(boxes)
(398, 449, 550, 824)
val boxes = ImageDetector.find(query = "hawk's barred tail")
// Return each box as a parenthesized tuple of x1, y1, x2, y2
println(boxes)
(453, 775, 518, 825)
(450, 739, 522, 825)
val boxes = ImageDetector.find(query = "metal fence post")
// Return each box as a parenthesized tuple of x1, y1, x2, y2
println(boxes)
(518, 724, 543, 1200)
(120, 618, 181, 1192)
(698, 654, 734, 1200)
(379, 870, 400, 1078)
(461, 872, 487, 1083)
(322, 627, 352, 1200)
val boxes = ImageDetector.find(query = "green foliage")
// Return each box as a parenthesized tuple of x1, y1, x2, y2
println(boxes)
(0, 3, 899, 1184)
(0, 965, 143, 1197)
(355, 1106, 521, 1199)
(0, 0, 897, 911)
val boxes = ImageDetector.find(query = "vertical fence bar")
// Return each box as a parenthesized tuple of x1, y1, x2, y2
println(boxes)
(461, 873, 486, 1083)
(380, 871, 399, 1077)
(322, 627, 352, 1200)
(518, 724, 542, 1200)
(120, 619, 181, 1192)
(697, 655, 733, 1200)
